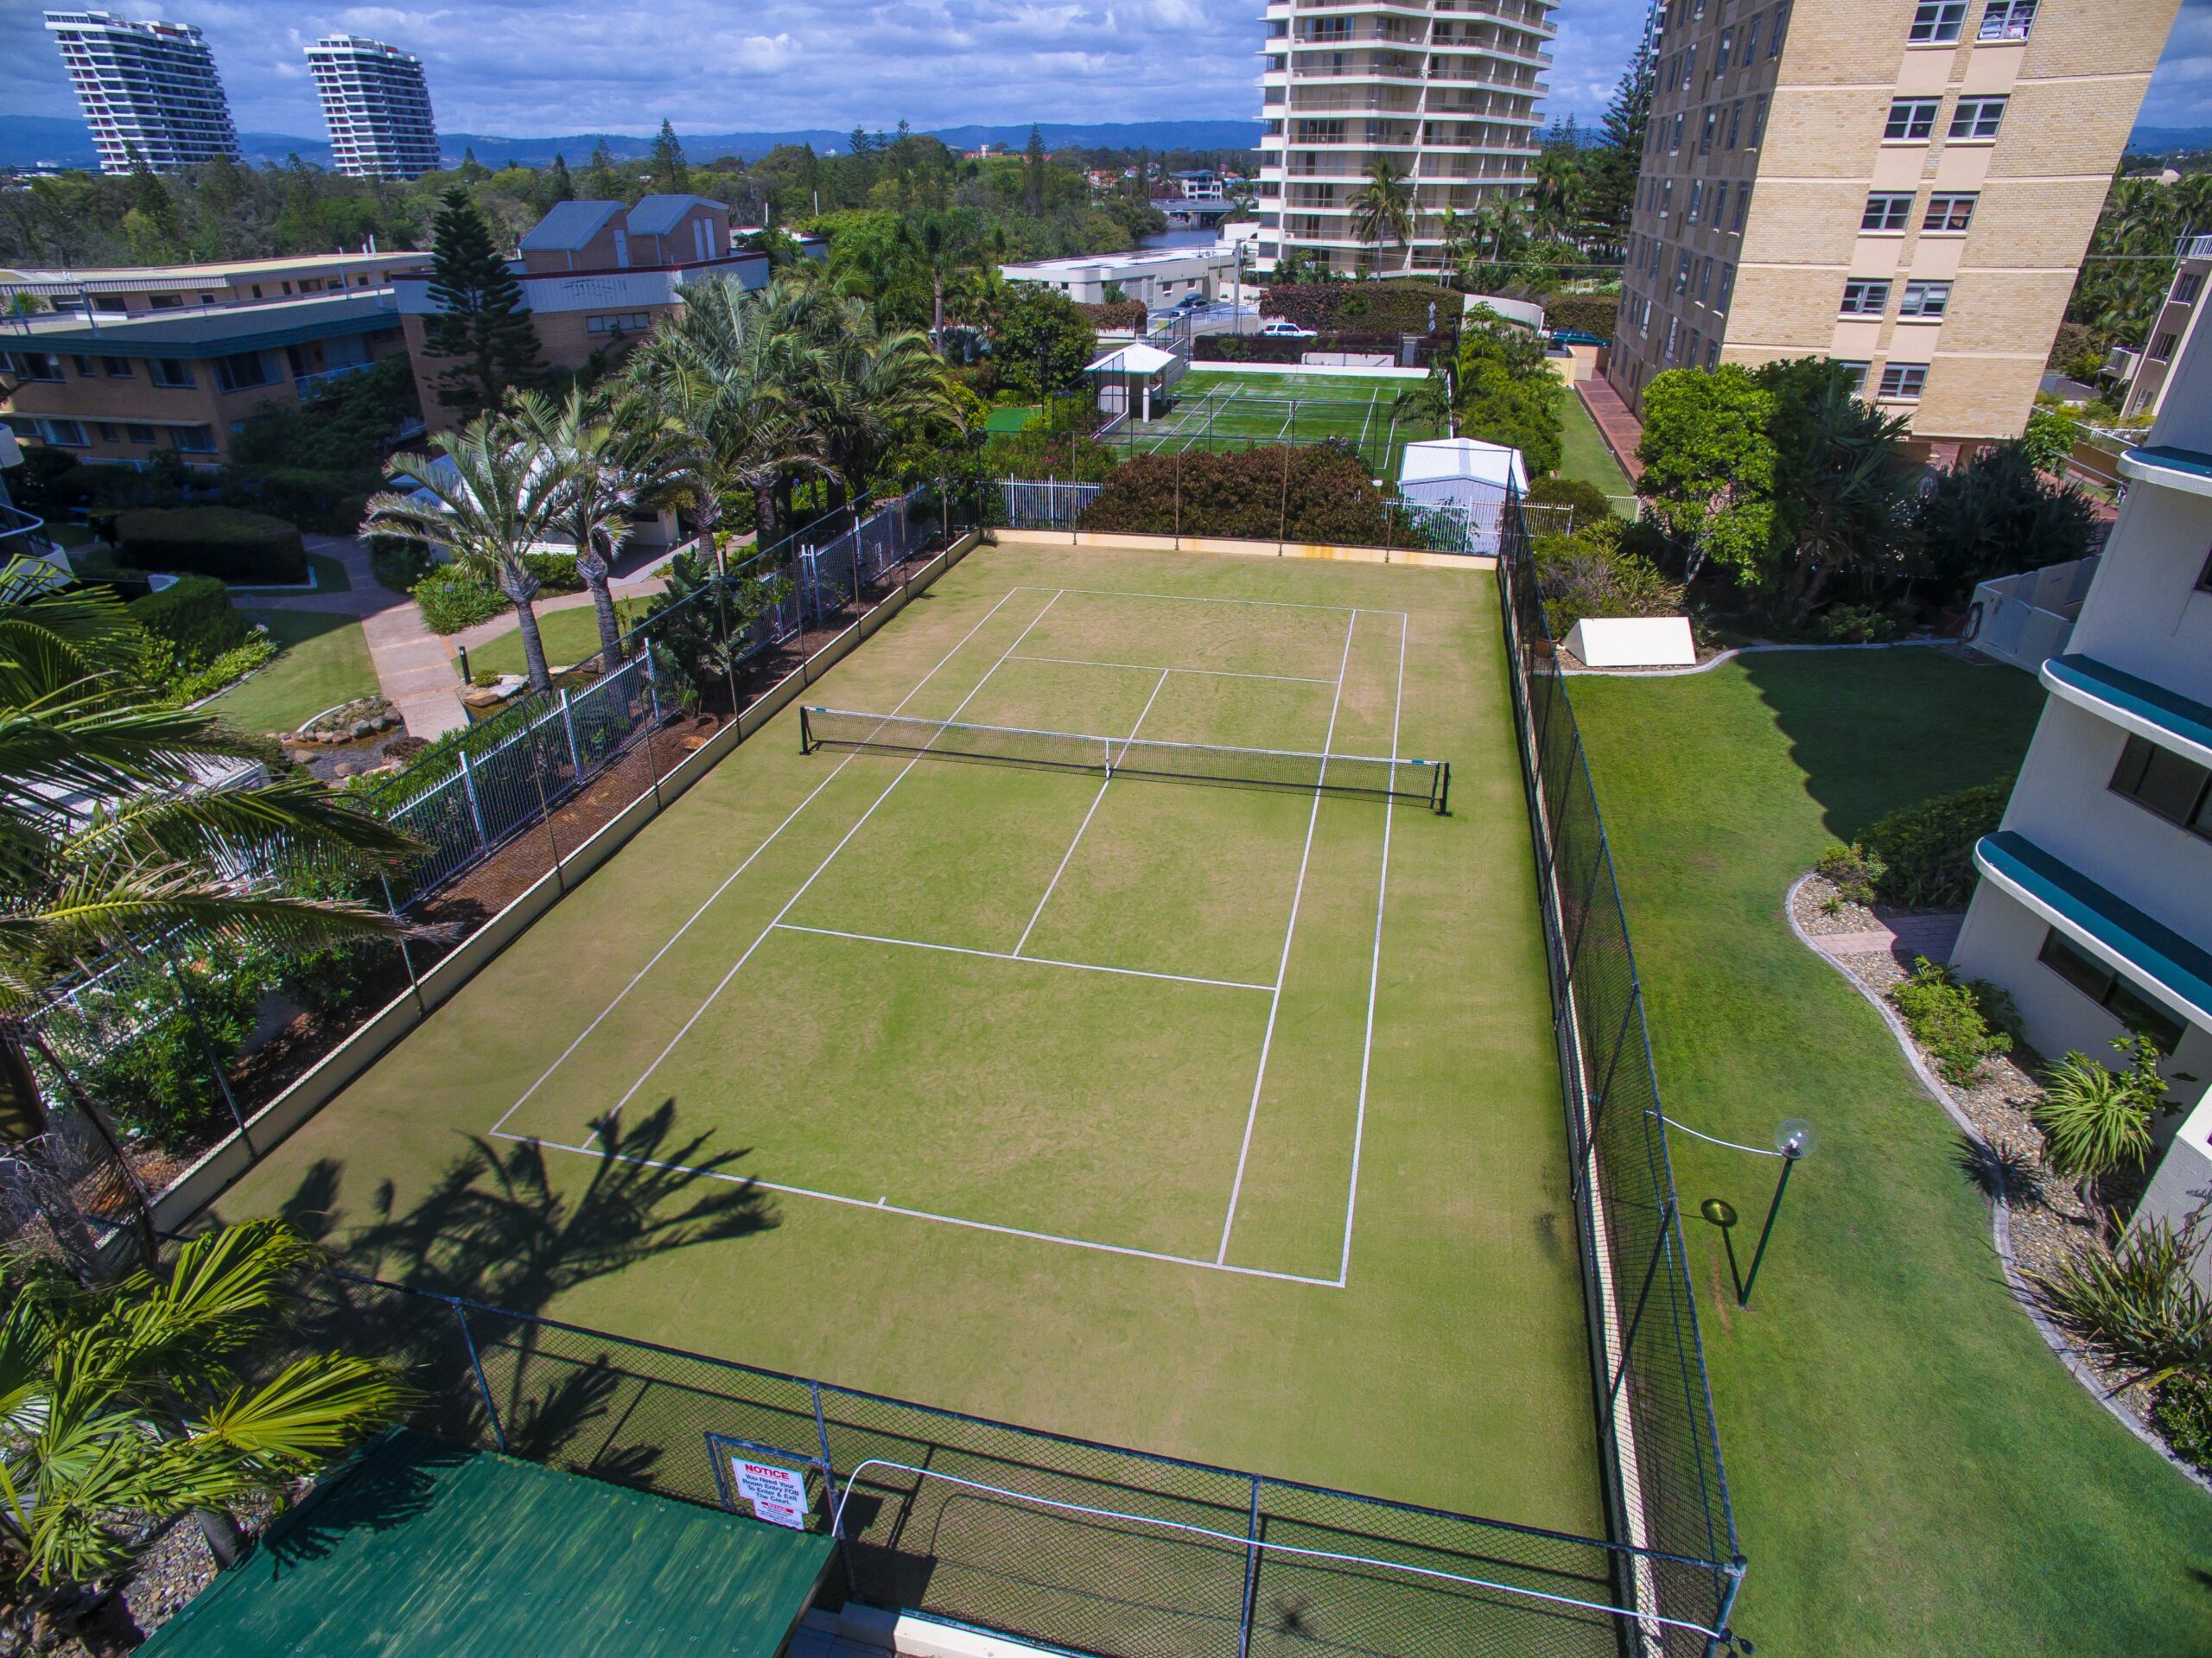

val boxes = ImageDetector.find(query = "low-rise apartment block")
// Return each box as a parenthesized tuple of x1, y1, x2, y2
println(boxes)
(396, 195, 788, 430)
(1952, 312, 2212, 1281)
(44, 10, 240, 175)
(1609, 0, 2178, 462)
(998, 246, 1241, 308)
(0, 251, 429, 467)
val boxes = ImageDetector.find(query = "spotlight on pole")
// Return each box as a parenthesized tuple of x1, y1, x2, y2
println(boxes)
(1700, 1119, 1816, 1309)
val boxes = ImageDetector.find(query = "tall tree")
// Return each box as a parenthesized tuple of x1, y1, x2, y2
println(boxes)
(584, 140, 621, 201)
(1636, 365, 1777, 583)
(511, 386, 670, 667)
(1024, 124, 1048, 217)
(548, 154, 574, 201)
(421, 187, 545, 422)
(1587, 36, 1656, 253)
(652, 119, 690, 193)
(1753, 358, 1916, 619)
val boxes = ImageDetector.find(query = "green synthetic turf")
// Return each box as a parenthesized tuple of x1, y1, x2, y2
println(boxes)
(1116, 370, 1441, 479)
(216, 539, 1599, 1536)
(1572, 651, 2212, 1658)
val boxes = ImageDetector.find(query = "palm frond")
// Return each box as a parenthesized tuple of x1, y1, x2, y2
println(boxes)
(191, 1353, 409, 1471)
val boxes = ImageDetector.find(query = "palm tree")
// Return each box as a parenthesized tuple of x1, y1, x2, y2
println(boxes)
(365, 413, 569, 695)
(509, 386, 671, 670)
(778, 287, 961, 511)
(1350, 158, 1417, 273)
(1770, 372, 1917, 619)
(0, 561, 416, 1257)
(0, 1219, 407, 1633)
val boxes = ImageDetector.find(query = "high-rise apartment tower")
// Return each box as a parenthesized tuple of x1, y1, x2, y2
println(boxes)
(1609, 0, 2180, 461)
(43, 10, 240, 175)
(1255, 0, 1557, 276)
(307, 35, 442, 181)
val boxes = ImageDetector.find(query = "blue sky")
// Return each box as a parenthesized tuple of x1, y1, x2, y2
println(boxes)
(2, 0, 2206, 140)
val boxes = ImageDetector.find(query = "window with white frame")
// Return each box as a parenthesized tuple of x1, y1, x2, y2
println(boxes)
(1675, 251, 1692, 295)
(1923, 193, 1977, 232)
(1665, 316, 1681, 362)
(1718, 264, 1737, 308)
(1899, 281, 1952, 318)
(1840, 280, 1891, 315)
(1979, 0, 2037, 41)
(150, 358, 195, 388)
(1701, 108, 1719, 152)
(1878, 363, 1928, 400)
(1886, 98, 1939, 142)
(586, 312, 652, 335)
(1949, 97, 2006, 141)
(175, 424, 217, 454)
(2151, 332, 2180, 361)
(1863, 193, 1916, 232)
(1910, 2, 1966, 41)
(2172, 271, 2202, 306)
(1688, 180, 1705, 225)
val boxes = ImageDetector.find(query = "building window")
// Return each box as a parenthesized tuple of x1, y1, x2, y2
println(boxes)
(1910, 2, 1967, 41)
(1878, 364, 1928, 400)
(1672, 112, 1685, 151)
(1699, 257, 1714, 302)
(96, 422, 119, 442)
(1899, 281, 1953, 318)
(1725, 101, 1743, 149)
(2037, 931, 2188, 1053)
(1665, 317, 1681, 362)
(1688, 180, 1705, 225)
(1886, 98, 1940, 141)
(71, 354, 98, 378)
(1751, 94, 1770, 144)
(43, 418, 87, 447)
(1980, 0, 2037, 41)
(105, 358, 133, 378)
(175, 424, 217, 454)
(1734, 186, 1751, 232)
(1676, 251, 1692, 295)
(586, 312, 652, 335)
(1863, 193, 1916, 232)
(125, 422, 156, 442)
(1716, 28, 1733, 71)
(1701, 109, 1719, 152)
(1949, 96, 2007, 141)
(1770, 2, 1790, 57)
(1711, 181, 1730, 227)
(2109, 733, 2212, 841)
(2177, 273, 2204, 305)
(6, 352, 64, 382)
(213, 352, 274, 392)
(1841, 279, 1892, 315)
(1690, 328, 1703, 365)
(1743, 14, 1763, 59)
(1923, 193, 1978, 232)
(150, 359, 195, 389)
(2150, 332, 2179, 362)
(1662, 178, 1674, 218)
(1718, 264, 1737, 308)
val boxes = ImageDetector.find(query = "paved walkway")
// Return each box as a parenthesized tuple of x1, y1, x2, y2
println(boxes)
(444, 557, 671, 658)
(1808, 912, 1963, 967)
(254, 535, 470, 740)
(1574, 376, 1646, 485)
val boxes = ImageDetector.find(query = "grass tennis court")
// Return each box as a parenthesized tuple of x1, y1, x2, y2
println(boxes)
(215, 538, 1598, 1534)
(1116, 369, 1440, 480)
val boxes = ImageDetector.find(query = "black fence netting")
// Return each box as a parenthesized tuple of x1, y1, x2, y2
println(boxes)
(1494, 495, 1745, 1651)
(293, 1272, 1738, 1658)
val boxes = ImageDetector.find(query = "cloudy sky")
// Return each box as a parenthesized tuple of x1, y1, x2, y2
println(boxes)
(3, 0, 2207, 139)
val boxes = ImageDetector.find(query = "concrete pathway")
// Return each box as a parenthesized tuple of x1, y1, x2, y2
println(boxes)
(1807, 912, 1963, 967)
(1574, 377, 1646, 485)
(252, 535, 470, 740)
(443, 558, 671, 660)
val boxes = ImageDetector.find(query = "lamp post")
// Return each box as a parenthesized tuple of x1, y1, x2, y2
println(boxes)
(1700, 1119, 1816, 1309)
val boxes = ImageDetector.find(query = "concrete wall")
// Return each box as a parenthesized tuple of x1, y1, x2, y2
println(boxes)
(156, 529, 983, 1230)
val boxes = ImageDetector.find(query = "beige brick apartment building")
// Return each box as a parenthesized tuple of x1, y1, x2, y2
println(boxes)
(1607, 0, 2179, 463)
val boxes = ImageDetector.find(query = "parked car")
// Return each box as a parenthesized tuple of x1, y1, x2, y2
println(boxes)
(1259, 320, 1316, 339)
(1168, 293, 1211, 313)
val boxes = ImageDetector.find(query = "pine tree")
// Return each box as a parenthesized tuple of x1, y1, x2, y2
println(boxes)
(584, 140, 620, 200)
(1024, 124, 1046, 216)
(423, 187, 544, 421)
(1588, 39, 1655, 253)
(549, 154, 574, 201)
(651, 119, 689, 193)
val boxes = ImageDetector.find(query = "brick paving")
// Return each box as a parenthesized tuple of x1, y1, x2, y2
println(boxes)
(1574, 376, 1646, 485)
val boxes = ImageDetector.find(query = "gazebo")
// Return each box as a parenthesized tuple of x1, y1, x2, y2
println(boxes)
(1086, 342, 1185, 423)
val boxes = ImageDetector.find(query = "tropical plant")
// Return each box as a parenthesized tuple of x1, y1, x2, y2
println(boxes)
(365, 414, 569, 694)
(0, 1220, 408, 1636)
(0, 560, 416, 1252)
(1908, 441, 2099, 604)
(1349, 159, 1416, 273)
(1887, 956, 2014, 1086)
(2035, 1033, 2173, 1215)
(1753, 358, 1918, 620)
(2029, 1210, 2212, 1394)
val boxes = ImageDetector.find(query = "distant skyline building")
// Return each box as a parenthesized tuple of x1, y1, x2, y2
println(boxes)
(306, 35, 442, 181)
(43, 10, 240, 175)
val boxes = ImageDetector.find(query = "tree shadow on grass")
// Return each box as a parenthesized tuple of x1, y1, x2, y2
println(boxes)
(279, 1099, 776, 1488)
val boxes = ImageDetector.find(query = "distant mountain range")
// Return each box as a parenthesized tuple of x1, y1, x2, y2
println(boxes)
(2127, 125, 2212, 156)
(0, 114, 1261, 171)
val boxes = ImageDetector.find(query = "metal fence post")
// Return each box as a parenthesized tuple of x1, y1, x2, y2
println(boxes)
(453, 1301, 507, 1452)
(558, 688, 583, 779)
(456, 746, 490, 852)
(810, 1381, 856, 1589)
(1604, 1203, 1677, 1424)
(1237, 1475, 1262, 1658)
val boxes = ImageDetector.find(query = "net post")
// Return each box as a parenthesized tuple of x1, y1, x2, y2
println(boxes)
(1436, 760, 1451, 816)
(800, 705, 815, 753)
(1237, 1474, 1262, 1658)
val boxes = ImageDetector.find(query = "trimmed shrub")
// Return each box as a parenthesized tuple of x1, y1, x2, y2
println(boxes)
(1524, 474, 1617, 526)
(1260, 280, 1458, 334)
(1077, 300, 1148, 333)
(413, 566, 507, 633)
(1540, 292, 1620, 337)
(524, 551, 585, 594)
(118, 506, 306, 584)
(2152, 1374, 2212, 1475)
(1888, 956, 2015, 1086)
(127, 575, 249, 666)
(370, 534, 435, 593)
(1075, 443, 1389, 545)
(1531, 518, 1684, 639)
(1815, 843, 1886, 907)
(1859, 776, 2015, 909)
(1816, 602, 1912, 644)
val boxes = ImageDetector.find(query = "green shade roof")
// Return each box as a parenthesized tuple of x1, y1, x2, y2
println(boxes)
(141, 1431, 832, 1658)
(1975, 830, 2212, 1029)
(2043, 652, 2212, 767)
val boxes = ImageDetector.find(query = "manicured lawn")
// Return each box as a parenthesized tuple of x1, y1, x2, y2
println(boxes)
(458, 598, 652, 678)
(1554, 386, 1635, 509)
(1571, 648, 2212, 1657)
(207, 609, 377, 735)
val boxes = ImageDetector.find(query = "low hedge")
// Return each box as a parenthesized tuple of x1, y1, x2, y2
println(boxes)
(1195, 332, 1445, 365)
(118, 506, 305, 584)
(127, 575, 248, 666)
(1076, 444, 1389, 545)
(1540, 292, 1620, 337)
(1859, 775, 2016, 909)
(1077, 300, 1148, 332)
(413, 566, 509, 633)
(1261, 280, 1458, 335)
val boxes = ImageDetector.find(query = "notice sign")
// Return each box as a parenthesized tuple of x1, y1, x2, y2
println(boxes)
(731, 1457, 810, 1528)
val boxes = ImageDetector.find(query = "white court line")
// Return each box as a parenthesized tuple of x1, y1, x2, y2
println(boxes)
(1215, 608, 1358, 1267)
(1010, 665, 1169, 957)
(1338, 609, 1408, 1286)
(1007, 583, 1400, 619)
(495, 1131, 1343, 1288)
(492, 585, 1027, 1137)
(1007, 654, 1337, 687)
(775, 922, 1270, 994)
(587, 590, 1066, 1141)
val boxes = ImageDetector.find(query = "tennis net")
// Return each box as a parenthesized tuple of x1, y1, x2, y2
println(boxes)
(800, 706, 1451, 813)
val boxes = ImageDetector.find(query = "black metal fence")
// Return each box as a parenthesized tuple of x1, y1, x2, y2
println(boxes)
(306, 1271, 1738, 1658)
(1494, 496, 1745, 1652)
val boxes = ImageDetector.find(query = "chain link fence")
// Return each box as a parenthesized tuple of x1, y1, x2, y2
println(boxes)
(301, 1271, 1737, 1658)
(1494, 495, 1745, 1654)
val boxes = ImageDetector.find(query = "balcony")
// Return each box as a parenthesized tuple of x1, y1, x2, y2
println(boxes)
(293, 360, 379, 399)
